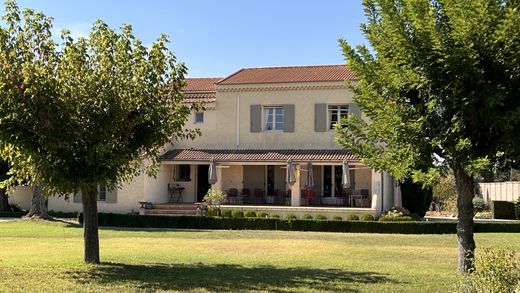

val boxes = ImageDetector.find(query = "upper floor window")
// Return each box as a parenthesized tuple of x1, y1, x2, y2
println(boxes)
(195, 112, 204, 124)
(264, 106, 284, 131)
(328, 105, 349, 129)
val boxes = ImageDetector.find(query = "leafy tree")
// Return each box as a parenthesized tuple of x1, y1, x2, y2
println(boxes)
(432, 175, 457, 213)
(337, 0, 520, 272)
(0, 160, 9, 212)
(0, 1, 195, 263)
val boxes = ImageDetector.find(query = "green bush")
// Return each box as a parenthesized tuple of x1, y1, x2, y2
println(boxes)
(473, 196, 489, 213)
(269, 213, 280, 219)
(204, 207, 218, 217)
(514, 199, 520, 220)
(332, 215, 343, 221)
(244, 210, 256, 218)
(315, 214, 327, 221)
(283, 214, 297, 220)
(91, 213, 520, 234)
(256, 211, 269, 218)
(492, 201, 516, 219)
(359, 214, 375, 221)
(231, 210, 244, 218)
(461, 247, 520, 293)
(344, 214, 359, 221)
(220, 209, 232, 218)
(378, 207, 414, 221)
(301, 214, 313, 220)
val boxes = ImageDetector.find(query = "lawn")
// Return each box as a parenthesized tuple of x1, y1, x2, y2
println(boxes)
(0, 220, 519, 292)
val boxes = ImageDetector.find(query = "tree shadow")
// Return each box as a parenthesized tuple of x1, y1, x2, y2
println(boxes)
(67, 262, 398, 292)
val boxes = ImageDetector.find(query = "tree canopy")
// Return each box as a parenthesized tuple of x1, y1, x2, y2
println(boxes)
(337, 0, 520, 272)
(0, 0, 196, 262)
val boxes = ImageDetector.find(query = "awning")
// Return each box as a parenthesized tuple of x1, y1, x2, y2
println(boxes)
(161, 149, 357, 163)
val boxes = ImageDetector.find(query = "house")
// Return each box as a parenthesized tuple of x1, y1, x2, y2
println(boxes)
(9, 64, 402, 217)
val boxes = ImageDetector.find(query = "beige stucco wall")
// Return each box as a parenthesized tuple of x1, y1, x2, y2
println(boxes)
(173, 81, 354, 150)
(243, 165, 266, 192)
(221, 165, 244, 192)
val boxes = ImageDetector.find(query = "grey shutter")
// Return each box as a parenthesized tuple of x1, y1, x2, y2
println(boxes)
(283, 104, 295, 132)
(73, 191, 82, 203)
(250, 104, 262, 132)
(349, 102, 361, 118)
(314, 103, 327, 132)
(105, 188, 117, 203)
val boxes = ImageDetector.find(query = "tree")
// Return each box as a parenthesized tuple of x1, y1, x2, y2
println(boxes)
(0, 160, 10, 212)
(0, 1, 195, 263)
(26, 185, 48, 218)
(337, 0, 520, 272)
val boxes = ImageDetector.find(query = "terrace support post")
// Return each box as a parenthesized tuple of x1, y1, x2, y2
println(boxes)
(291, 165, 301, 207)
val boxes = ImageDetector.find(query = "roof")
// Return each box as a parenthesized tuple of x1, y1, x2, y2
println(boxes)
(217, 65, 356, 85)
(161, 149, 357, 163)
(183, 78, 222, 103)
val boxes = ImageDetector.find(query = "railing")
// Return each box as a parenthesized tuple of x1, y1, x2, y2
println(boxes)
(478, 182, 520, 203)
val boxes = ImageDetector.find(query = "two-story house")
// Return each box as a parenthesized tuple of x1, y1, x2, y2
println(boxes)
(9, 65, 401, 217)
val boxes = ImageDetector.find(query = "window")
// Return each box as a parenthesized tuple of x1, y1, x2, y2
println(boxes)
(264, 106, 284, 131)
(174, 164, 191, 181)
(328, 105, 349, 129)
(98, 184, 107, 201)
(195, 112, 204, 123)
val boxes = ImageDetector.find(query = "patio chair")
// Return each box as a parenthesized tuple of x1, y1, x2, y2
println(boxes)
(253, 188, 264, 204)
(227, 188, 238, 204)
(240, 188, 251, 204)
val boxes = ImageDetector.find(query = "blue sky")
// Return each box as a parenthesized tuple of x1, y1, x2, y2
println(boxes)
(15, 0, 369, 77)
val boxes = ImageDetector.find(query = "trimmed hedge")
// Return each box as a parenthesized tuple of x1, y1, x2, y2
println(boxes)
(492, 201, 515, 219)
(91, 213, 520, 234)
(0, 211, 26, 218)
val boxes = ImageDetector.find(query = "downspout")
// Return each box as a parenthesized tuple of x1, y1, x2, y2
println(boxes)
(236, 95, 240, 148)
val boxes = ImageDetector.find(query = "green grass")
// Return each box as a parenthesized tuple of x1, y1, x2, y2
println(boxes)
(0, 220, 519, 292)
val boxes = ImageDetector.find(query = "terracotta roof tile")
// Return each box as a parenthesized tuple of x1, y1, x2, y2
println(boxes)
(217, 65, 356, 85)
(161, 149, 357, 162)
(183, 78, 221, 103)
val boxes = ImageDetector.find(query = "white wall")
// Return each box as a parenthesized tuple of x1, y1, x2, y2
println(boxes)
(479, 182, 520, 203)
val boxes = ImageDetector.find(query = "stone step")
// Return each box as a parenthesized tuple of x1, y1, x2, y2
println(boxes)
(145, 209, 197, 214)
(152, 204, 198, 210)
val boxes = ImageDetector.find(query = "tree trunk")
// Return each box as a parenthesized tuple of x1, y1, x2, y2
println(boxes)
(454, 165, 476, 273)
(0, 188, 9, 212)
(26, 185, 49, 218)
(82, 185, 100, 264)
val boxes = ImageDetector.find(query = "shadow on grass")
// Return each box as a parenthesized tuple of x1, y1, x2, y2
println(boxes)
(68, 262, 397, 292)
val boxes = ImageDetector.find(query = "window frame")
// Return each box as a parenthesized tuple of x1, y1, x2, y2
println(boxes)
(97, 184, 107, 202)
(194, 112, 204, 124)
(327, 104, 349, 130)
(263, 106, 284, 132)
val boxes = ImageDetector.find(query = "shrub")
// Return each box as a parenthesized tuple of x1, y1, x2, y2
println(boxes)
(474, 211, 492, 219)
(473, 196, 489, 213)
(269, 213, 280, 219)
(461, 247, 520, 293)
(344, 214, 359, 221)
(378, 207, 414, 221)
(359, 214, 375, 221)
(231, 210, 244, 218)
(514, 199, 520, 220)
(315, 214, 327, 221)
(492, 201, 516, 219)
(220, 209, 232, 218)
(332, 215, 343, 221)
(203, 189, 226, 211)
(283, 214, 297, 220)
(204, 208, 218, 217)
(244, 210, 256, 218)
(256, 211, 269, 218)
(432, 175, 457, 213)
(301, 214, 313, 220)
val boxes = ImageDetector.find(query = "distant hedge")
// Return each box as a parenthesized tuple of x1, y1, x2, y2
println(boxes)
(492, 201, 516, 219)
(0, 211, 26, 218)
(87, 213, 520, 234)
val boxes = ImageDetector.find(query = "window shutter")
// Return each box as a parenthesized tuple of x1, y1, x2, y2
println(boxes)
(250, 104, 262, 132)
(314, 103, 327, 132)
(283, 104, 295, 132)
(105, 188, 117, 203)
(349, 102, 361, 118)
(73, 191, 82, 203)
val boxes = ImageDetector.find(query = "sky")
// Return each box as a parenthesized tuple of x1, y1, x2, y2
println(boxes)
(15, 0, 369, 78)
